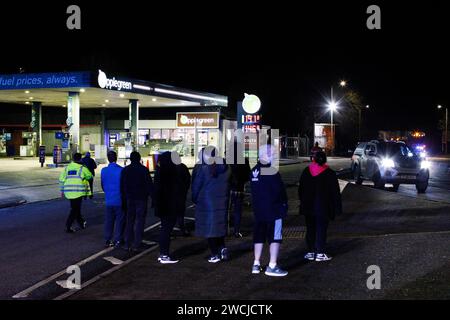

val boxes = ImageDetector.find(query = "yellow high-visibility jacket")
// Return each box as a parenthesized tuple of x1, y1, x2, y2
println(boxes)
(59, 162, 93, 199)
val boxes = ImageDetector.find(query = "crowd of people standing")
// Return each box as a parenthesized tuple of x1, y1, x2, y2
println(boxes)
(59, 142, 342, 277)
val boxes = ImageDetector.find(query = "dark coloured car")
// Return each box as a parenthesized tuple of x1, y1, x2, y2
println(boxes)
(351, 140, 430, 193)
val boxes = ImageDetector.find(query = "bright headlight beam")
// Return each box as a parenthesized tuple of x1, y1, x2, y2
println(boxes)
(382, 158, 395, 168)
(421, 161, 430, 169)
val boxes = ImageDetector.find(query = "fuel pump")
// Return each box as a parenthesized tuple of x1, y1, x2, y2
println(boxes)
(20, 132, 37, 157)
(61, 132, 72, 163)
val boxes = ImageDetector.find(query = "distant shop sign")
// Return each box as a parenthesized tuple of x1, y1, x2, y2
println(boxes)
(176, 112, 219, 129)
(0, 72, 90, 90)
(97, 70, 132, 91)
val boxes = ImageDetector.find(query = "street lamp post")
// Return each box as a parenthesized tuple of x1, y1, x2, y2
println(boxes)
(330, 86, 335, 155)
(358, 105, 370, 142)
(438, 105, 448, 154)
(328, 86, 337, 156)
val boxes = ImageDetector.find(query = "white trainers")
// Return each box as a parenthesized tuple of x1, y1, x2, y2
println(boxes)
(157, 255, 179, 264)
(315, 253, 332, 262)
(304, 252, 315, 261)
(208, 255, 221, 263)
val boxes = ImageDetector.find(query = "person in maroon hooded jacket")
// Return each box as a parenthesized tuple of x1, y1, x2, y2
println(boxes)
(298, 151, 342, 262)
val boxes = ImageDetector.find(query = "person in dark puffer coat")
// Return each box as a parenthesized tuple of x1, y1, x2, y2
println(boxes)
(192, 146, 231, 263)
(154, 151, 191, 264)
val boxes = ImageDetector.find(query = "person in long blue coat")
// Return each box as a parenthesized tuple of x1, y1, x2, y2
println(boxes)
(192, 146, 231, 263)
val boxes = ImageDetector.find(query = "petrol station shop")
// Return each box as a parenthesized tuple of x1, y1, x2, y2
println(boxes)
(0, 70, 232, 167)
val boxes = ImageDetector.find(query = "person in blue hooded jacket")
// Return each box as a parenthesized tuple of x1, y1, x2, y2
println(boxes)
(192, 146, 231, 263)
(250, 144, 288, 277)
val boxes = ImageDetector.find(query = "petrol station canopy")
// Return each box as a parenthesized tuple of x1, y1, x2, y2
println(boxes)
(0, 70, 228, 108)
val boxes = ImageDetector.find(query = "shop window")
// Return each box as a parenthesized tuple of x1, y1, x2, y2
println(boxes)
(161, 129, 170, 140)
(150, 129, 161, 139)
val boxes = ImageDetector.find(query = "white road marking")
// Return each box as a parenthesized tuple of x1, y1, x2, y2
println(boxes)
(338, 179, 350, 192)
(144, 221, 161, 232)
(54, 245, 159, 300)
(103, 257, 124, 265)
(55, 280, 80, 289)
(12, 246, 114, 299)
(142, 240, 157, 245)
(12, 221, 163, 299)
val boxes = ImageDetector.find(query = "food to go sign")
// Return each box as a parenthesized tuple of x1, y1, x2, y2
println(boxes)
(176, 112, 219, 128)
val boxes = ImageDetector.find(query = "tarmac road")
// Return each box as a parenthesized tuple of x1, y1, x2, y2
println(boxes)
(1, 158, 450, 300)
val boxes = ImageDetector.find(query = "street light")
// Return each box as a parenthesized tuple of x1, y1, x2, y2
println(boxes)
(339, 80, 347, 87)
(437, 105, 448, 154)
(327, 100, 338, 155)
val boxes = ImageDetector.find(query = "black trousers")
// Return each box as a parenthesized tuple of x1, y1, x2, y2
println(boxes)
(305, 214, 329, 253)
(88, 178, 94, 196)
(207, 237, 225, 256)
(66, 197, 85, 229)
(230, 191, 244, 234)
(159, 216, 178, 256)
(125, 199, 147, 249)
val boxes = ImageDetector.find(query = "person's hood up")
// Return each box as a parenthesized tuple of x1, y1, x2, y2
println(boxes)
(215, 161, 228, 174)
(309, 162, 329, 177)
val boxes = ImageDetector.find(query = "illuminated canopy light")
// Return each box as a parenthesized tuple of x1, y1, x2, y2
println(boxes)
(133, 84, 152, 91)
(154, 88, 227, 104)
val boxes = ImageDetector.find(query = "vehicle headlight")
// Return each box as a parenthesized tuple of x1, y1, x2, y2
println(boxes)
(420, 151, 427, 158)
(382, 158, 395, 168)
(421, 160, 430, 169)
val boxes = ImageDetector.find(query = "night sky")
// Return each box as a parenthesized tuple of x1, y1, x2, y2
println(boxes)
(1, 1, 448, 149)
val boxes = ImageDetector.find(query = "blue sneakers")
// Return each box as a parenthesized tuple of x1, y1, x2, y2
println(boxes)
(265, 265, 288, 277)
(252, 264, 262, 274)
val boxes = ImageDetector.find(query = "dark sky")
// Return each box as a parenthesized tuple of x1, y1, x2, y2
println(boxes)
(1, 1, 449, 143)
